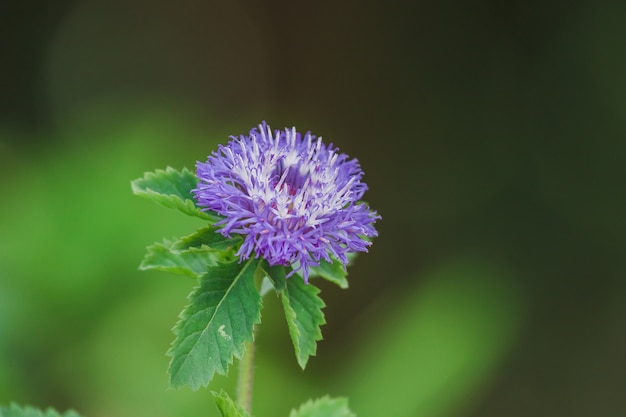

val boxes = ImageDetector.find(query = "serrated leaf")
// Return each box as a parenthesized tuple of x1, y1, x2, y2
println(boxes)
(0, 404, 82, 417)
(172, 226, 240, 252)
(140, 238, 226, 277)
(259, 261, 287, 292)
(281, 277, 326, 369)
(289, 396, 356, 417)
(168, 259, 262, 390)
(211, 390, 251, 417)
(310, 259, 349, 289)
(140, 228, 240, 277)
(131, 167, 222, 221)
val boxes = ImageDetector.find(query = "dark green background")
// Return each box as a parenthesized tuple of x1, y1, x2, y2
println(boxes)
(1, 1, 625, 416)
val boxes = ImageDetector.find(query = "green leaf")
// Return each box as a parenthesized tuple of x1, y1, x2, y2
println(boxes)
(259, 261, 287, 292)
(140, 239, 225, 278)
(281, 277, 326, 369)
(172, 226, 240, 252)
(140, 228, 241, 277)
(289, 396, 356, 417)
(131, 167, 222, 221)
(168, 259, 262, 390)
(140, 238, 209, 277)
(211, 390, 251, 417)
(0, 404, 83, 417)
(309, 259, 349, 289)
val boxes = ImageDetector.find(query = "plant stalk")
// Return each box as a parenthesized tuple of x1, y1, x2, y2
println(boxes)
(237, 325, 257, 414)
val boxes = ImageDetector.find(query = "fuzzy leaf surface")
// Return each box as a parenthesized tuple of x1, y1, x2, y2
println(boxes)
(168, 259, 261, 389)
(211, 390, 251, 417)
(0, 404, 82, 417)
(281, 277, 326, 369)
(131, 167, 221, 221)
(289, 396, 356, 417)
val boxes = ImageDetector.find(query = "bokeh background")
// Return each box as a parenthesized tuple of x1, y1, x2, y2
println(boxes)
(1, 1, 625, 416)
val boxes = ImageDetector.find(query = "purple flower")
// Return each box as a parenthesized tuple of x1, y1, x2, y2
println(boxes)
(193, 122, 380, 281)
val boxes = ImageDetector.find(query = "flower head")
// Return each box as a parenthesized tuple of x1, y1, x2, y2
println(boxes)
(193, 122, 379, 281)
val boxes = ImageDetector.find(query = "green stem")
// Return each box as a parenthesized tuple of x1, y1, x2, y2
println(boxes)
(236, 275, 271, 413)
(237, 325, 257, 414)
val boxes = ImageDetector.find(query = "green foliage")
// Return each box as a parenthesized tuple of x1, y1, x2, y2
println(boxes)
(260, 261, 287, 293)
(211, 390, 251, 417)
(140, 238, 219, 277)
(281, 277, 326, 369)
(0, 404, 82, 417)
(289, 397, 355, 417)
(309, 259, 349, 289)
(131, 167, 221, 222)
(172, 226, 240, 252)
(140, 228, 240, 278)
(131, 163, 356, 412)
(168, 259, 262, 390)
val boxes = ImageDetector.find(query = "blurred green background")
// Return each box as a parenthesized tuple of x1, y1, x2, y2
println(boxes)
(1, 1, 625, 416)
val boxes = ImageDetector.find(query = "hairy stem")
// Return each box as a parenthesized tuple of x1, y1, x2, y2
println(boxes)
(237, 325, 257, 413)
